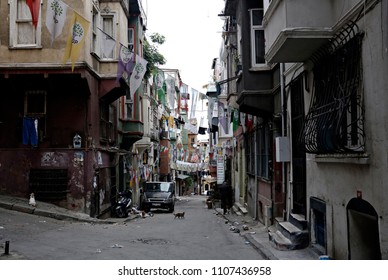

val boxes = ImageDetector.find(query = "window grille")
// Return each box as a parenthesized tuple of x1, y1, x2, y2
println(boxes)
(29, 169, 68, 201)
(301, 24, 365, 154)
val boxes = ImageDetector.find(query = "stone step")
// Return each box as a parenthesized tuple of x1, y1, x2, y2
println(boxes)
(268, 219, 309, 251)
(289, 213, 308, 230)
(277, 221, 309, 249)
(268, 226, 294, 251)
(239, 206, 248, 214)
(234, 202, 248, 215)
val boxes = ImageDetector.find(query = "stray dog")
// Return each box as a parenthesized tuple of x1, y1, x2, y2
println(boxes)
(173, 212, 185, 219)
(29, 193, 36, 207)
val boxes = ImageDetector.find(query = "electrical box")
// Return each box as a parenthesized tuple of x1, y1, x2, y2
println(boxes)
(276, 137, 290, 162)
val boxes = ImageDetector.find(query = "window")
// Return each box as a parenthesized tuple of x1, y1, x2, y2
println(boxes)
(29, 169, 68, 201)
(101, 14, 115, 59)
(128, 28, 134, 52)
(249, 9, 265, 66)
(256, 122, 271, 179)
(302, 31, 365, 154)
(91, 4, 117, 60)
(100, 102, 116, 143)
(92, 5, 99, 54)
(125, 92, 133, 119)
(9, 0, 42, 48)
(24, 90, 46, 140)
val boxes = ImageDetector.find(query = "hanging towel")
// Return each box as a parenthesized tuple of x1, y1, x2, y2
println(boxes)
(22, 117, 38, 146)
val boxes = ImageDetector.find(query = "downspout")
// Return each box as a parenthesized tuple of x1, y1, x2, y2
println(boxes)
(280, 62, 288, 221)
(254, 126, 258, 220)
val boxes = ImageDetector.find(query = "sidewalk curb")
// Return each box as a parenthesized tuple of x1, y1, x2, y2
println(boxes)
(214, 208, 277, 260)
(0, 196, 120, 224)
(242, 233, 276, 260)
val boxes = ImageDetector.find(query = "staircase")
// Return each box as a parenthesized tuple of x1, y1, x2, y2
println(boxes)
(268, 213, 309, 250)
(232, 202, 248, 216)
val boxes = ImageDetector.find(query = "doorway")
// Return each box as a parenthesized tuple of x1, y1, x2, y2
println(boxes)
(347, 198, 381, 259)
(290, 75, 306, 215)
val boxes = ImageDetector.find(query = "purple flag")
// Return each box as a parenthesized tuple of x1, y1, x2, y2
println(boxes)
(117, 44, 135, 81)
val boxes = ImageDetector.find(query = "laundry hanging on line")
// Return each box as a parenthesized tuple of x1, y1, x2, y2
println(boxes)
(22, 117, 38, 147)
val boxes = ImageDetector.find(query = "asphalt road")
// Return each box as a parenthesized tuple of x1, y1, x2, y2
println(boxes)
(0, 196, 263, 260)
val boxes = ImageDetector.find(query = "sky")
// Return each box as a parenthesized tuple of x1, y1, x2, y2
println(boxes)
(144, 0, 225, 93)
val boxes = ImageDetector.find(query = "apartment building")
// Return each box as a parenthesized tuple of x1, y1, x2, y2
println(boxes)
(0, 0, 139, 217)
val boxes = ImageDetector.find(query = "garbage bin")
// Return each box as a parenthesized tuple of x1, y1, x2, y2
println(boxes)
(206, 199, 213, 209)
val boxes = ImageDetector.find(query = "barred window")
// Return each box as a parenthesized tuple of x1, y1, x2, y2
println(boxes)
(302, 28, 365, 154)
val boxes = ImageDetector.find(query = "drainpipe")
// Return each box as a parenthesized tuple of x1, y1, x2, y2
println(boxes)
(254, 126, 258, 220)
(280, 62, 288, 221)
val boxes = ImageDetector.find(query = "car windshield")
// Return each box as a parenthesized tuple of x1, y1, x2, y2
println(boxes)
(145, 183, 172, 192)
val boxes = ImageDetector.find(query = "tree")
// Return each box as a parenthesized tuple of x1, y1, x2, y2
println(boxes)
(143, 33, 166, 80)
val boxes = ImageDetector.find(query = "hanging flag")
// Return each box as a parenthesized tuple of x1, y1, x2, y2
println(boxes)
(26, 0, 41, 29)
(98, 28, 116, 58)
(190, 88, 198, 119)
(154, 70, 166, 105)
(198, 117, 207, 135)
(166, 75, 176, 110)
(233, 109, 239, 131)
(46, 0, 68, 45)
(219, 102, 228, 133)
(63, 12, 90, 72)
(117, 44, 135, 81)
(129, 54, 148, 101)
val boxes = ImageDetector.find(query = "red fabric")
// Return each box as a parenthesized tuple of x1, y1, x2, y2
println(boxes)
(246, 114, 253, 132)
(26, 0, 40, 28)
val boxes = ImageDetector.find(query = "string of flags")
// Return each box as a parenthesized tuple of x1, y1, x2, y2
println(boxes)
(25, 0, 148, 95)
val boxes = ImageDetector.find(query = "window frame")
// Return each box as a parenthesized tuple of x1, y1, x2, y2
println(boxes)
(9, 0, 42, 49)
(91, 4, 117, 60)
(24, 90, 47, 140)
(100, 102, 117, 144)
(128, 27, 135, 52)
(100, 12, 117, 60)
(249, 8, 265, 67)
(92, 5, 100, 56)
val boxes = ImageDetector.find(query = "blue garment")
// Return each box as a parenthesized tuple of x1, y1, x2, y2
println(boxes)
(22, 117, 38, 146)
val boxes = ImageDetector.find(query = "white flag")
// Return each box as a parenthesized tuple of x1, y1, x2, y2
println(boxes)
(166, 75, 176, 109)
(129, 55, 148, 101)
(46, 0, 68, 45)
(190, 88, 198, 119)
(98, 28, 116, 58)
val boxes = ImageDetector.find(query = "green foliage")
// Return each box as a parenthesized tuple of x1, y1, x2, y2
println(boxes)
(143, 33, 166, 80)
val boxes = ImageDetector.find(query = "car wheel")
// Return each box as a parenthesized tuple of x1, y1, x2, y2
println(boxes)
(168, 204, 174, 213)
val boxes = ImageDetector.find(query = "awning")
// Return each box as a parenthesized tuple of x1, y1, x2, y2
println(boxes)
(176, 174, 190, 180)
(203, 177, 217, 184)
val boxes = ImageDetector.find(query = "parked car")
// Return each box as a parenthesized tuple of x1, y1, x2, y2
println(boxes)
(141, 182, 175, 212)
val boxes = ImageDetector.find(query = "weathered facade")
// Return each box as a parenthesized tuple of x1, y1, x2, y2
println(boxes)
(219, 0, 283, 226)
(264, 0, 388, 259)
(217, 0, 388, 259)
(0, 0, 130, 217)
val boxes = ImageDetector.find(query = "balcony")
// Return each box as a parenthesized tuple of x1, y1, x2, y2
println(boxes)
(119, 119, 144, 150)
(263, 0, 334, 63)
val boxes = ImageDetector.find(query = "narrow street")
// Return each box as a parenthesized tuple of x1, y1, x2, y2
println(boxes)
(0, 196, 263, 260)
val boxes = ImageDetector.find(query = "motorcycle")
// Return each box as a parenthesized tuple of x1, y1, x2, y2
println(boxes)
(115, 190, 132, 218)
